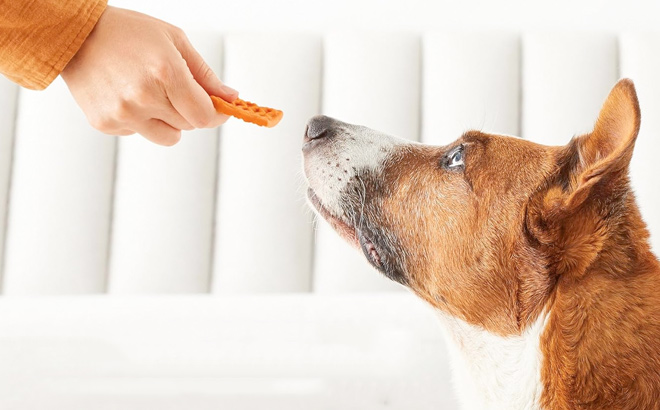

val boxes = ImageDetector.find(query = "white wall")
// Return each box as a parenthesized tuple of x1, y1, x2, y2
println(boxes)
(112, 0, 660, 33)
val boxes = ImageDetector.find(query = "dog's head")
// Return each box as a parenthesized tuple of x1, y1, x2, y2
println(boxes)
(303, 79, 643, 335)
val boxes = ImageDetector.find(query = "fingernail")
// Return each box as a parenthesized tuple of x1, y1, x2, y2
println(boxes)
(220, 84, 238, 97)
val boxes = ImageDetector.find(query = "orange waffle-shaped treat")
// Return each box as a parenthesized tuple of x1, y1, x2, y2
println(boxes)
(211, 96, 283, 128)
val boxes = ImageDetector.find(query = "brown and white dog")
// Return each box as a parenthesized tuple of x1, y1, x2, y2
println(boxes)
(302, 79, 660, 409)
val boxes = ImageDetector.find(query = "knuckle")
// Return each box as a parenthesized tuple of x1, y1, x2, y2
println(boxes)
(150, 60, 173, 82)
(169, 25, 186, 40)
(199, 64, 215, 81)
(122, 84, 150, 105)
(113, 99, 136, 124)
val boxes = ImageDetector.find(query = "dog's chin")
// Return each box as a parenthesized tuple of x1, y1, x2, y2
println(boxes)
(307, 188, 359, 248)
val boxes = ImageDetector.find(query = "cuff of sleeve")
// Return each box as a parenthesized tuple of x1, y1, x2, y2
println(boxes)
(37, 0, 108, 89)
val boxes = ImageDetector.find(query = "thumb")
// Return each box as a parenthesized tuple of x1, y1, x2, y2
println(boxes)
(176, 34, 239, 102)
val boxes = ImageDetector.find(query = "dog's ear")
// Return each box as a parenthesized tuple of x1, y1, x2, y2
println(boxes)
(559, 78, 641, 210)
(524, 80, 641, 273)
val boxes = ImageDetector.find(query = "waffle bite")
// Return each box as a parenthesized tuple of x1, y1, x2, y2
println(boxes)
(211, 96, 283, 128)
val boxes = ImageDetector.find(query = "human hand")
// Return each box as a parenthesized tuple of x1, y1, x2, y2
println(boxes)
(61, 6, 238, 146)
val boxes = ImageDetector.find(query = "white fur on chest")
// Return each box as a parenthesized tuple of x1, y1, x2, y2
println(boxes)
(436, 311, 548, 410)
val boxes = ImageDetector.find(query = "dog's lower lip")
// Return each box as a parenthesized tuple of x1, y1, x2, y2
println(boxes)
(307, 189, 382, 269)
(358, 230, 382, 269)
(307, 188, 358, 245)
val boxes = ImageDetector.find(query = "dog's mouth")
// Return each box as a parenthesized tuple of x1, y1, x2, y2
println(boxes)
(307, 188, 383, 269)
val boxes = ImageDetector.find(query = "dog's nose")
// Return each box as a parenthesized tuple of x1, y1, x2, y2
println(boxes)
(304, 115, 339, 142)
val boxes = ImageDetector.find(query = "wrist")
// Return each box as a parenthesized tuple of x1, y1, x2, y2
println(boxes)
(62, 5, 115, 79)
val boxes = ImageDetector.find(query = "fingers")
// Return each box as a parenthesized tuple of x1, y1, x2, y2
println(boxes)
(88, 95, 191, 140)
(133, 118, 181, 146)
(157, 103, 194, 131)
(176, 34, 239, 102)
(204, 113, 231, 129)
(66, 14, 236, 144)
(164, 57, 220, 129)
(114, 129, 135, 136)
(165, 33, 239, 129)
(217, 84, 239, 102)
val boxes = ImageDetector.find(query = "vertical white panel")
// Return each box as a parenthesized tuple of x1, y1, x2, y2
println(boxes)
(422, 32, 520, 144)
(108, 34, 222, 293)
(212, 34, 321, 293)
(620, 33, 660, 253)
(0, 78, 18, 290)
(314, 32, 420, 293)
(321, 32, 421, 137)
(3, 78, 116, 294)
(522, 33, 618, 144)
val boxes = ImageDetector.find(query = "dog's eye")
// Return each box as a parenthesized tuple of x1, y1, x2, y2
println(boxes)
(446, 145, 465, 169)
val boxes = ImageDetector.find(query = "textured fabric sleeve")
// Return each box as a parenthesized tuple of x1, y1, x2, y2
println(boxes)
(0, 0, 107, 90)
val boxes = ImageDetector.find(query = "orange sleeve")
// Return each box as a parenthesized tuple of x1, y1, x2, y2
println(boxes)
(0, 0, 107, 90)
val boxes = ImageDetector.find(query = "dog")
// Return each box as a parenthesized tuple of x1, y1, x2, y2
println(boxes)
(302, 79, 660, 409)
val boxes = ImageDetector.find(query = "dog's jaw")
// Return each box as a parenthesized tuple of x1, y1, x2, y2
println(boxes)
(306, 187, 359, 247)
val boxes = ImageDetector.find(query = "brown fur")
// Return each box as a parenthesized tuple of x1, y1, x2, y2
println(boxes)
(376, 135, 559, 335)
(531, 81, 660, 409)
(304, 79, 660, 408)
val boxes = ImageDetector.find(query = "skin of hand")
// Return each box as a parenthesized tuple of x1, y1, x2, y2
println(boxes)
(61, 6, 238, 146)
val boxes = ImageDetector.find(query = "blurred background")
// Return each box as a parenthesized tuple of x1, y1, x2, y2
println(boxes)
(1, 0, 659, 409)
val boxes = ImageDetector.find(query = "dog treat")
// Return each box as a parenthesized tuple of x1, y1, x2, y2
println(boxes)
(211, 96, 283, 128)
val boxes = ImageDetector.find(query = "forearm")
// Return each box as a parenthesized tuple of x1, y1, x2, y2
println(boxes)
(0, 0, 107, 90)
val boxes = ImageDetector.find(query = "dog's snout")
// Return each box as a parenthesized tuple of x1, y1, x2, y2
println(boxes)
(305, 115, 340, 142)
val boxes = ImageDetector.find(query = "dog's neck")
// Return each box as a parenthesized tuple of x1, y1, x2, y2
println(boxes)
(436, 310, 547, 410)
(436, 219, 660, 410)
(537, 229, 660, 409)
